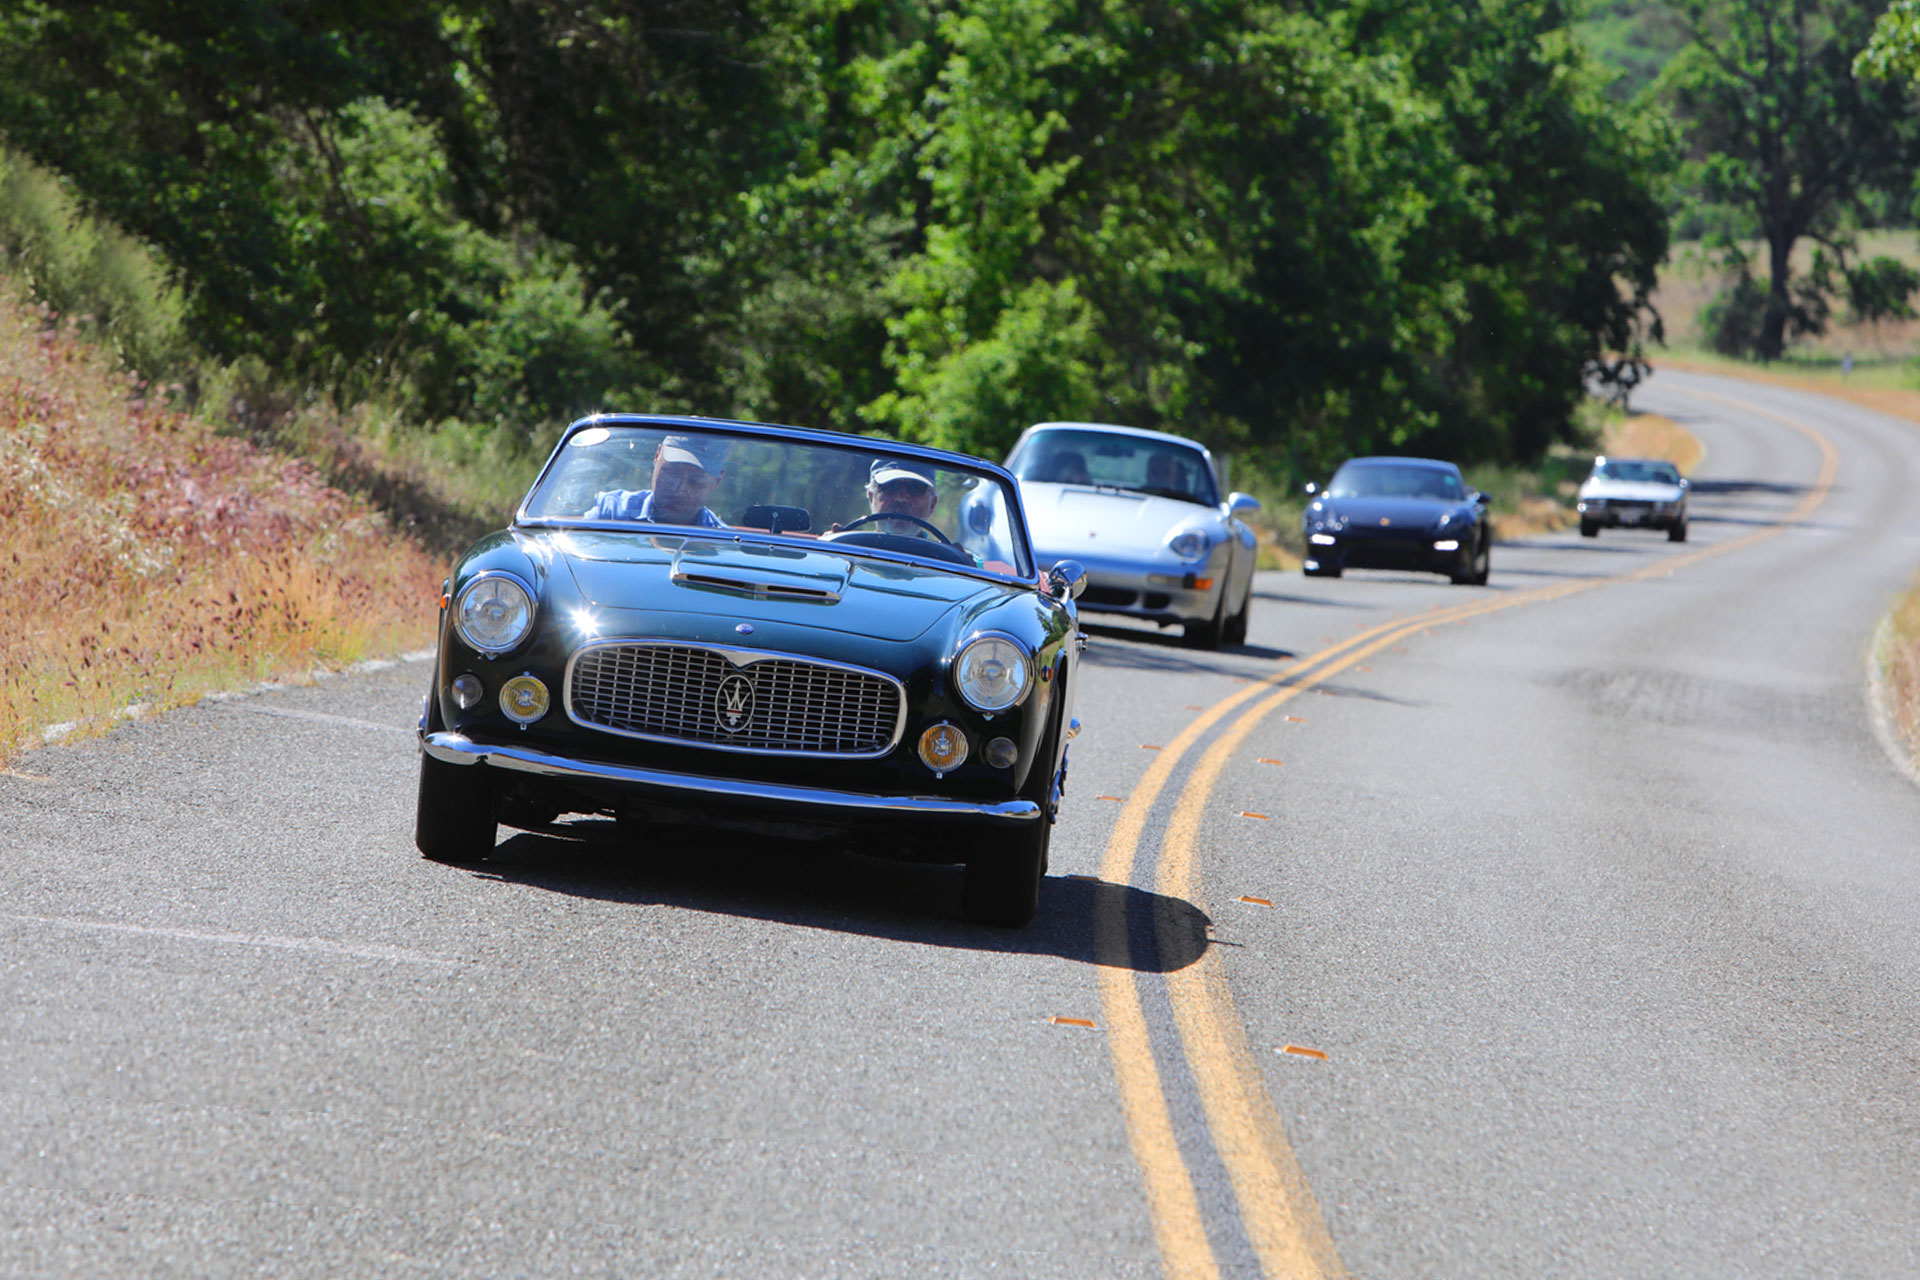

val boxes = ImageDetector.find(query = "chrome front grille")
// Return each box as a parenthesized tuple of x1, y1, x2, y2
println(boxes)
(567, 642, 904, 757)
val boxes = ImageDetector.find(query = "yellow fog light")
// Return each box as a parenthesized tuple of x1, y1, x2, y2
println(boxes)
(917, 722, 969, 774)
(499, 675, 550, 724)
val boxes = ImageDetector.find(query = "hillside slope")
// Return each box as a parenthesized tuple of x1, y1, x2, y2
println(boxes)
(1, 292, 440, 765)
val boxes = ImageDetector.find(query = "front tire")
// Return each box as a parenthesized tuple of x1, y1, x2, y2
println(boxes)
(1184, 587, 1227, 649)
(1303, 561, 1342, 578)
(1579, 519, 1599, 538)
(1451, 533, 1490, 585)
(416, 753, 497, 865)
(1222, 584, 1251, 646)
(963, 827, 1047, 928)
(1668, 519, 1688, 543)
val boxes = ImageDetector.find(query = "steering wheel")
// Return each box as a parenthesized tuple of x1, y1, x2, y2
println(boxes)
(825, 513, 955, 545)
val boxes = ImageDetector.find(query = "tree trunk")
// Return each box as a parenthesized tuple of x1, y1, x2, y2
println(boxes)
(1758, 233, 1795, 361)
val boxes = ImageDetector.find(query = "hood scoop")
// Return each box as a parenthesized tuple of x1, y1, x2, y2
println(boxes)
(668, 542, 849, 604)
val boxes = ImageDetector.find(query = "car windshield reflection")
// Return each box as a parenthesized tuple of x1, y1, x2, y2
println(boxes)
(518, 422, 1033, 579)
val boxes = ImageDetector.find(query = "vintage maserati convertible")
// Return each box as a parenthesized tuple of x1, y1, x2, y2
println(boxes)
(415, 415, 1086, 927)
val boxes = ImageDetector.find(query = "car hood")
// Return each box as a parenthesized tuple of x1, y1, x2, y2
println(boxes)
(1022, 484, 1216, 555)
(1315, 495, 1463, 529)
(1580, 478, 1684, 502)
(547, 530, 999, 642)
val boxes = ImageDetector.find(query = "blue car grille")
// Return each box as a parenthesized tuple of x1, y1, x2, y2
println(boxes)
(567, 642, 904, 757)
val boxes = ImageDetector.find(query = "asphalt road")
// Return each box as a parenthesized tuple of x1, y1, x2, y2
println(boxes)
(5, 367, 1920, 1278)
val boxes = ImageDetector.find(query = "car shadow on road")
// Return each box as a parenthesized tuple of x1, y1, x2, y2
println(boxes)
(1080, 621, 1296, 669)
(1686, 477, 1812, 498)
(466, 825, 1212, 972)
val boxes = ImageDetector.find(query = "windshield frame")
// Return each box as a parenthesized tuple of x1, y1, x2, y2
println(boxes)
(513, 414, 1039, 583)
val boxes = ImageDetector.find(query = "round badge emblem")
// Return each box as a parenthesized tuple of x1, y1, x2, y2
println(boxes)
(715, 673, 754, 734)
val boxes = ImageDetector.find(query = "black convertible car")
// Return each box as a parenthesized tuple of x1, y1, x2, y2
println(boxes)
(416, 415, 1086, 927)
(1301, 456, 1491, 584)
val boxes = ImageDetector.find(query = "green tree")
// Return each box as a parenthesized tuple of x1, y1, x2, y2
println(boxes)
(1662, 0, 1920, 360)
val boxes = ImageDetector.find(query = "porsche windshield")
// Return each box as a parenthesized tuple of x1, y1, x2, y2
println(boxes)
(1328, 464, 1464, 501)
(520, 423, 1033, 578)
(1007, 429, 1219, 506)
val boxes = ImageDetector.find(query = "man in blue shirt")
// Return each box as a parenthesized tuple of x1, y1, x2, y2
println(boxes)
(585, 434, 729, 527)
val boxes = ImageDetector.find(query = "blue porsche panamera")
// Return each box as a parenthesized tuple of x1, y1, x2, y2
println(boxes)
(1301, 456, 1491, 585)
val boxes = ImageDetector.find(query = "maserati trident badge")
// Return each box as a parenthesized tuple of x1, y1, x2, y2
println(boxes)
(715, 673, 754, 734)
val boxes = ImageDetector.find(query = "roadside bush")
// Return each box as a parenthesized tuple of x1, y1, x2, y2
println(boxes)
(0, 148, 191, 378)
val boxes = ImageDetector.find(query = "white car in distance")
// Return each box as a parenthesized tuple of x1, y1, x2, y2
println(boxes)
(1576, 456, 1689, 542)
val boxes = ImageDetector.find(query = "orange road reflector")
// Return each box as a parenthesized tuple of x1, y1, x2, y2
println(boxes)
(1356, 665, 1371, 672)
(1285, 716, 1306, 723)
(1139, 744, 1163, 751)
(1281, 1044, 1328, 1060)
(1256, 758, 1283, 766)
(1237, 895, 1273, 907)
(1050, 1016, 1098, 1029)
(1185, 704, 1205, 710)
(1097, 794, 1126, 802)
(1235, 811, 1270, 820)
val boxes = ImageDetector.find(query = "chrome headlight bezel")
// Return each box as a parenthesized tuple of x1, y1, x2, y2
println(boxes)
(453, 571, 537, 656)
(952, 631, 1034, 713)
(1166, 527, 1212, 561)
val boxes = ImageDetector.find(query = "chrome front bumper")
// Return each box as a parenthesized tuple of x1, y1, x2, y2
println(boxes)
(420, 730, 1042, 823)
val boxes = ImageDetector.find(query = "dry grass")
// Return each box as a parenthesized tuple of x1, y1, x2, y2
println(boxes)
(1656, 233, 1920, 363)
(1883, 576, 1920, 773)
(0, 291, 442, 765)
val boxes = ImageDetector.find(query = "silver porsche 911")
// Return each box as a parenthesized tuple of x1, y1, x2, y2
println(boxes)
(1003, 422, 1260, 648)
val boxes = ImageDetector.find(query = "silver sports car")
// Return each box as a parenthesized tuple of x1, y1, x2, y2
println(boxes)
(1004, 422, 1260, 648)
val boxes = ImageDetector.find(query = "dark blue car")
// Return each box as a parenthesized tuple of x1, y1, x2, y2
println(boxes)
(1301, 456, 1491, 585)
(415, 415, 1087, 927)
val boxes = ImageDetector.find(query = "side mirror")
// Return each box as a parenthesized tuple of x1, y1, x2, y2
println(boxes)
(1679, 478, 1690, 490)
(1048, 560, 1088, 601)
(1303, 481, 1319, 497)
(1226, 492, 1262, 516)
(1472, 491, 1490, 506)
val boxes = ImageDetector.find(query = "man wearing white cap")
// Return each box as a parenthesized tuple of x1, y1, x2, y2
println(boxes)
(865, 457, 943, 535)
(584, 434, 729, 527)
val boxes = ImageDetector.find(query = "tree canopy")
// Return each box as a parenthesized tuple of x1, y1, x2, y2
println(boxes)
(0, 0, 1671, 475)
(1662, 0, 1920, 360)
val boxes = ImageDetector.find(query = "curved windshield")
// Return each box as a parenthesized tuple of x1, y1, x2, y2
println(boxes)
(1328, 463, 1464, 501)
(520, 423, 1033, 578)
(1007, 429, 1219, 506)
(1593, 459, 1681, 485)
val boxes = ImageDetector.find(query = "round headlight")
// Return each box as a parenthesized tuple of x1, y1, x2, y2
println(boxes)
(454, 574, 534, 653)
(954, 634, 1032, 712)
(1167, 529, 1210, 560)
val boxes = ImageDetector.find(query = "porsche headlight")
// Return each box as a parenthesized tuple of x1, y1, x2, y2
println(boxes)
(953, 634, 1032, 712)
(454, 573, 535, 654)
(1167, 529, 1211, 560)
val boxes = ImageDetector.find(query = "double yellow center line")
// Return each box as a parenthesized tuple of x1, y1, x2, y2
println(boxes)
(1093, 387, 1837, 1279)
